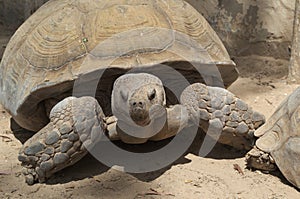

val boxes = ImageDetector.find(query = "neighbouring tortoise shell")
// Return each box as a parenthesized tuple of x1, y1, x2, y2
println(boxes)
(254, 87, 300, 188)
(0, 0, 237, 131)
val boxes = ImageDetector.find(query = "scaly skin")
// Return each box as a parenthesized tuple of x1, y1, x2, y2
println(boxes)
(181, 83, 265, 150)
(18, 97, 106, 185)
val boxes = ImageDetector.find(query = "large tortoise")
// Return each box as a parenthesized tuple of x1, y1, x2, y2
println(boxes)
(246, 87, 300, 189)
(0, 0, 265, 185)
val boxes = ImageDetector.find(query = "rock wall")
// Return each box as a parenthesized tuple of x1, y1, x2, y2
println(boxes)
(186, 0, 295, 59)
(0, 0, 48, 30)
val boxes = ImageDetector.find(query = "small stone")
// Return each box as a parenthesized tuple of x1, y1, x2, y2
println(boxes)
(236, 99, 248, 111)
(236, 122, 249, 134)
(45, 130, 60, 145)
(59, 123, 73, 135)
(24, 142, 45, 156)
(199, 109, 210, 120)
(40, 154, 50, 162)
(68, 132, 79, 142)
(53, 153, 69, 165)
(61, 140, 73, 153)
(40, 160, 54, 171)
(44, 147, 54, 155)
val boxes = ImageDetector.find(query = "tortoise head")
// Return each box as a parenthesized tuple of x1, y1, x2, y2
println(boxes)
(112, 73, 166, 127)
(127, 83, 165, 126)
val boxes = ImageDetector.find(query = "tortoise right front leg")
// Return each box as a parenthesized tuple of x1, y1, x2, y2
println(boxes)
(181, 83, 265, 150)
(18, 96, 106, 185)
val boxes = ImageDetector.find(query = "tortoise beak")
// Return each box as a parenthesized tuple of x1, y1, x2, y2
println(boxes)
(129, 105, 150, 126)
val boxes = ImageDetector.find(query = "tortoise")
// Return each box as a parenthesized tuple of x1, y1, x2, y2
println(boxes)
(246, 87, 300, 189)
(0, 0, 265, 185)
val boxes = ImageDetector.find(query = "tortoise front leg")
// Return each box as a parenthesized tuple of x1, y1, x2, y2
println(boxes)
(180, 83, 265, 150)
(18, 96, 106, 185)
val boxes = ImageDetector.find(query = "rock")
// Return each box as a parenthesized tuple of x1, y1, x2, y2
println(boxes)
(24, 142, 45, 155)
(45, 130, 60, 145)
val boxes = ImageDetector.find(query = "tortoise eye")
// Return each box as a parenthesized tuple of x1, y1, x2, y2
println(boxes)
(148, 89, 156, 101)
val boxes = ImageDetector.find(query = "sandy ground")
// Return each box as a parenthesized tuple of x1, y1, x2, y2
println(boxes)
(0, 30, 300, 198)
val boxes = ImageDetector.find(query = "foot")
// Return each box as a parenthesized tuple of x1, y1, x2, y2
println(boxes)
(245, 146, 277, 171)
(181, 83, 265, 150)
(18, 97, 106, 185)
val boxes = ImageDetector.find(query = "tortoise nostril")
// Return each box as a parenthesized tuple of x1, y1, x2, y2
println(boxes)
(139, 102, 143, 106)
(133, 102, 137, 106)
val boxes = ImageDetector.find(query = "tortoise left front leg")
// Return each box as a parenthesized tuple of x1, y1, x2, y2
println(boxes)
(18, 96, 106, 184)
(180, 83, 265, 150)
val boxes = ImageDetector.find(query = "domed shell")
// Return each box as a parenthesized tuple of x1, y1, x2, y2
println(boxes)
(255, 87, 300, 188)
(0, 0, 237, 131)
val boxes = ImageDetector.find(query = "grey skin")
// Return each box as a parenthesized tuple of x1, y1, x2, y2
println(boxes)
(18, 73, 265, 185)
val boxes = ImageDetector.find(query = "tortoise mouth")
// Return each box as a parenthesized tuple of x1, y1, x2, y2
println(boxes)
(129, 108, 150, 126)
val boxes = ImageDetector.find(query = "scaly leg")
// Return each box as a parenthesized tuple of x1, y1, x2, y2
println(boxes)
(18, 96, 106, 185)
(181, 83, 265, 150)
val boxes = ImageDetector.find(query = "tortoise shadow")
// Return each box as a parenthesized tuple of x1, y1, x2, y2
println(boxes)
(47, 129, 248, 184)
(12, 125, 250, 185)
